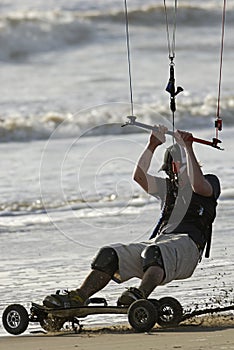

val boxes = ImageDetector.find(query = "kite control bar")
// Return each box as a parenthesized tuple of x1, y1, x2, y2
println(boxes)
(121, 116, 223, 150)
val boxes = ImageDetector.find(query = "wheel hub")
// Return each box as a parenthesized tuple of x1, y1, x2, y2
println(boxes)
(7, 310, 21, 329)
(134, 307, 150, 325)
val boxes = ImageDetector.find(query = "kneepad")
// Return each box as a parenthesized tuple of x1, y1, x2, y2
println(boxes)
(91, 247, 119, 277)
(141, 245, 164, 272)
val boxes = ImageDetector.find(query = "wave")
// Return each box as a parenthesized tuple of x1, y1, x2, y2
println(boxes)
(89, 3, 232, 27)
(0, 94, 233, 142)
(0, 11, 94, 61)
(0, 193, 150, 220)
(0, 4, 232, 61)
(220, 189, 234, 201)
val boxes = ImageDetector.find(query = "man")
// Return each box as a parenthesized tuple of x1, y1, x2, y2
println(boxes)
(44, 126, 220, 308)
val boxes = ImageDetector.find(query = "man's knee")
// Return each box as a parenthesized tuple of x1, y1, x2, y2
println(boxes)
(91, 247, 119, 277)
(141, 245, 165, 272)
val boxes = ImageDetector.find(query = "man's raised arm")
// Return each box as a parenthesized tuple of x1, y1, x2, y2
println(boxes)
(133, 125, 168, 194)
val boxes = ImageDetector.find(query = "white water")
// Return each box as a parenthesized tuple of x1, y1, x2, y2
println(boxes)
(0, 0, 233, 141)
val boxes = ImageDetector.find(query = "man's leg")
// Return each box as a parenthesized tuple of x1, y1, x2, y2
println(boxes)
(117, 245, 165, 305)
(138, 265, 164, 297)
(78, 245, 164, 301)
(76, 269, 112, 301)
(139, 245, 165, 296)
(44, 247, 119, 308)
(75, 247, 119, 301)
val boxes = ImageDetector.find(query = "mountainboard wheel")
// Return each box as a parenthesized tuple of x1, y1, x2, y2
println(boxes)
(2, 304, 29, 335)
(128, 299, 158, 332)
(157, 297, 183, 327)
(40, 316, 65, 332)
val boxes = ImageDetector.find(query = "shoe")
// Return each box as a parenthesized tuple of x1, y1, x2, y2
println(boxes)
(43, 290, 85, 309)
(117, 287, 146, 306)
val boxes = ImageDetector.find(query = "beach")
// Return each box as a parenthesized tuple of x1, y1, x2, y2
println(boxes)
(1, 316, 234, 350)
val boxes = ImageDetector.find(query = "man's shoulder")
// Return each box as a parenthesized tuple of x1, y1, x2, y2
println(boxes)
(204, 174, 220, 185)
(204, 174, 221, 199)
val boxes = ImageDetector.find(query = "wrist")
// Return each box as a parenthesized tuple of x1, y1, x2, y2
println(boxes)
(185, 143, 193, 153)
(147, 142, 160, 152)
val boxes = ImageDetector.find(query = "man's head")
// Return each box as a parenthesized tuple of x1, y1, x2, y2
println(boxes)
(160, 143, 187, 177)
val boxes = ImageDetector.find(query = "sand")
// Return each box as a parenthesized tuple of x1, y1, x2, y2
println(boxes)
(1, 315, 234, 350)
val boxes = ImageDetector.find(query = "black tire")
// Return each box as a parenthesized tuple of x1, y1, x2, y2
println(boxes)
(128, 299, 158, 332)
(2, 304, 29, 335)
(157, 297, 183, 327)
(40, 316, 65, 332)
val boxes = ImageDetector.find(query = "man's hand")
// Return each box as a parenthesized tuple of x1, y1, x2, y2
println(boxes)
(175, 130, 193, 149)
(175, 130, 213, 196)
(148, 125, 168, 149)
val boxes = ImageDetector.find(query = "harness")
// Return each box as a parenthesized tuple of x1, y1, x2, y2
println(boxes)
(150, 176, 218, 258)
(150, 177, 178, 239)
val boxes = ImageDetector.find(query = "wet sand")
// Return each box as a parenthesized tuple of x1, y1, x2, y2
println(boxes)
(1, 315, 234, 350)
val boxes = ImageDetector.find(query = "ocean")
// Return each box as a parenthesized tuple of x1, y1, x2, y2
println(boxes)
(0, 0, 233, 334)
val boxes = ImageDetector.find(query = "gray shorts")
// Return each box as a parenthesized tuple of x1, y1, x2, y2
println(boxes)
(110, 233, 200, 285)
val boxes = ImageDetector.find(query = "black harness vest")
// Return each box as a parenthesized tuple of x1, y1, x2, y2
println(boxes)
(150, 174, 220, 258)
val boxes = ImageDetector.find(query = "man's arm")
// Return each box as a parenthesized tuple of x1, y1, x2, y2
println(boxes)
(176, 130, 213, 197)
(133, 125, 167, 194)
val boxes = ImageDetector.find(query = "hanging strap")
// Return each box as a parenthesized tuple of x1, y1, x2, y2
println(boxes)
(163, 0, 178, 60)
(164, 0, 183, 142)
(124, 0, 134, 116)
(215, 0, 226, 140)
